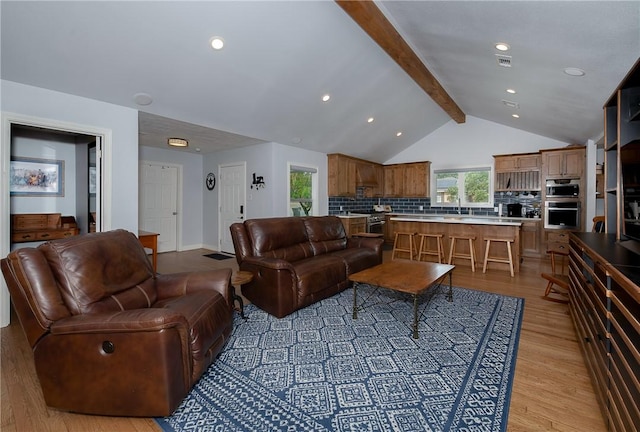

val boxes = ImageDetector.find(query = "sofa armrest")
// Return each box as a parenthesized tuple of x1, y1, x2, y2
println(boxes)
(347, 237, 384, 252)
(49, 308, 188, 335)
(242, 256, 297, 272)
(155, 269, 233, 304)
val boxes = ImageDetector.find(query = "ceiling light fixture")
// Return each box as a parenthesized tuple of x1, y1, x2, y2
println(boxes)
(168, 138, 189, 147)
(322, 94, 330, 102)
(495, 43, 510, 51)
(506, 89, 516, 94)
(210, 37, 225, 50)
(396, 132, 402, 137)
(512, 114, 520, 119)
(367, 117, 374, 123)
(564, 67, 585, 77)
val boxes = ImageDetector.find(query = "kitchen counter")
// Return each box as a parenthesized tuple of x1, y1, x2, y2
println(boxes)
(389, 214, 528, 227)
(336, 213, 370, 219)
(388, 215, 523, 273)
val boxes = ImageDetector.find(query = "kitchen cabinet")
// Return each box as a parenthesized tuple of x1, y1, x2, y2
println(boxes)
(542, 147, 585, 179)
(384, 161, 431, 197)
(569, 233, 640, 431)
(383, 165, 404, 197)
(494, 153, 541, 191)
(328, 154, 356, 197)
(329, 154, 384, 197)
(339, 216, 367, 237)
(520, 219, 543, 258)
(495, 153, 541, 172)
(545, 229, 571, 255)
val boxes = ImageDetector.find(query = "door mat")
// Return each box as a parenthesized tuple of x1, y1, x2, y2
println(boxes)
(203, 253, 234, 260)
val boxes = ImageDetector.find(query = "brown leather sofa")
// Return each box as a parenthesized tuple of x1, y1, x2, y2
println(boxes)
(1, 229, 234, 417)
(230, 216, 383, 318)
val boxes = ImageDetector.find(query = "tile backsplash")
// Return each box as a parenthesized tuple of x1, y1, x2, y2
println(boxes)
(329, 188, 541, 217)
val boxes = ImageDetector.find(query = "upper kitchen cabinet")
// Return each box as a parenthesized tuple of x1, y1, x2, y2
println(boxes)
(383, 164, 404, 197)
(328, 153, 384, 197)
(494, 152, 541, 191)
(541, 147, 585, 179)
(495, 153, 541, 172)
(328, 153, 356, 197)
(384, 162, 431, 197)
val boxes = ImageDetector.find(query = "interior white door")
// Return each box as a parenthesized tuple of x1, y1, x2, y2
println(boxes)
(139, 163, 178, 253)
(219, 163, 245, 254)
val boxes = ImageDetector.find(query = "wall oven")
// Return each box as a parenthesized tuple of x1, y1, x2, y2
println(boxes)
(546, 179, 580, 198)
(545, 201, 580, 230)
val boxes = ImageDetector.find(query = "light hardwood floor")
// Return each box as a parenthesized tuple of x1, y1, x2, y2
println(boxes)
(1, 248, 606, 431)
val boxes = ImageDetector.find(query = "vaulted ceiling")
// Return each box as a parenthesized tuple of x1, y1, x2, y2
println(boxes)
(2, 1, 638, 163)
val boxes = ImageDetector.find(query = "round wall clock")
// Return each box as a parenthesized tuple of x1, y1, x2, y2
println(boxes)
(205, 172, 216, 190)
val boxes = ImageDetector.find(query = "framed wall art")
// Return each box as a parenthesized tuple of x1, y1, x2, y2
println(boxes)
(10, 157, 65, 196)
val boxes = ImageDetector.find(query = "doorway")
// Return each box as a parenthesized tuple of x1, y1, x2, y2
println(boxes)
(219, 163, 246, 254)
(1, 112, 112, 327)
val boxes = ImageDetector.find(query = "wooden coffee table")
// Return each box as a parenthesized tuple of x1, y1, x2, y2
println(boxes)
(349, 261, 455, 339)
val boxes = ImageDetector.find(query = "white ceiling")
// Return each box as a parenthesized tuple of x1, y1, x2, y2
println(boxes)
(2, 1, 638, 163)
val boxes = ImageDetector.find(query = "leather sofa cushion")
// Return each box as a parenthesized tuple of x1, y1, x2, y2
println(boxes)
(246, 217, 313, 262)
(292, 255, 346, 297)
(328, 248, 381, 275)
(40, 230, 156, 315)
(304, 216, 347, 255)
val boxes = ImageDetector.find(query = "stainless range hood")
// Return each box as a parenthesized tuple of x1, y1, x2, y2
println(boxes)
(356, 164, 378, 187)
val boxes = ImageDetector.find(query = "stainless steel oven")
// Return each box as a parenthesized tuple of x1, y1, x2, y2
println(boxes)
(544, 201, 580, 230)
(366, 214, 385, 234)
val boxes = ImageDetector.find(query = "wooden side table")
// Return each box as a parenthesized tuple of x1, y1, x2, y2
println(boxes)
(138, 230, 159, 273)
(231, 271, 253, 319)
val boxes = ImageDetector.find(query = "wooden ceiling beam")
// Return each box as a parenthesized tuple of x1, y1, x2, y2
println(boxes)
(336, 0, 465, 124)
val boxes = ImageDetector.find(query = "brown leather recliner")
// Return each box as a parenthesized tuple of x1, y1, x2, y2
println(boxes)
(1, 229, 234, 417)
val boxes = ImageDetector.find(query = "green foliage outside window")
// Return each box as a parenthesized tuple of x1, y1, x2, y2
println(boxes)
(290, 171, 312, 215)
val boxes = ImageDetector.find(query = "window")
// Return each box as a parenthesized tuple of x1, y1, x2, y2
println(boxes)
(289, 164, 318, 216)
(434, 167, 492, 207)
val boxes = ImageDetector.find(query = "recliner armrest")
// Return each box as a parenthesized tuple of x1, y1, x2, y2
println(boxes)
(49, 308, 188, 335)
(156, 269, 232, 303)
(242, 256, 296, 271)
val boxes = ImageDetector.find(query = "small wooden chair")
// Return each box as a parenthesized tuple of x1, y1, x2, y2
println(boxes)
(541, 249, 570, 303)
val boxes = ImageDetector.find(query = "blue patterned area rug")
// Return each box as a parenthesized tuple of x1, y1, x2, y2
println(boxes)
(155, 285, 524, 432)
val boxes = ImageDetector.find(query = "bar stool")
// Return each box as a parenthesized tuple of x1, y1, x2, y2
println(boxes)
(448, 235, 477, 271)
(482, 238, 515, 277)
(417, 233, 446, 263)
(392, 232, 417, 260)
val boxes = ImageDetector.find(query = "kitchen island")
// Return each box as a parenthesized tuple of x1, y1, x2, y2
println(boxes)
(389, 214, 525, 273)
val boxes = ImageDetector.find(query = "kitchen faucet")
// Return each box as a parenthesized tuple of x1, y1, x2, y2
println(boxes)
(457, 197, 461, 215)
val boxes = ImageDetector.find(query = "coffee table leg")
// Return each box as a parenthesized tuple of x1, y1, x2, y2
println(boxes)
(447, 272, 453, 302)
(353, 283, 358, 319)
(412, 294, 419, 339)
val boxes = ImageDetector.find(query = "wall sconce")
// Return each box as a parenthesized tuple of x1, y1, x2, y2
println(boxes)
(251, 172, 265, 189)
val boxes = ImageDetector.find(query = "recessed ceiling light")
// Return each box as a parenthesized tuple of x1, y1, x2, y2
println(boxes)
(322, 94, 330, 102)
(512, 114, 520, 119)
(168, 138, 189, 147)
(396, 132, 402, 137)
(495, 43, 510, 51)
(564, 67, 585, 77)
(367, 117, 374, 123)
(506, 89, 516, 94)
(210, 37, 224, 50)
(133, 92, 153, 106)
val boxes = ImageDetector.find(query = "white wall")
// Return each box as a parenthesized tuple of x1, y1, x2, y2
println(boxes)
(139, 145, 204, 250)
(385, 116, 570, 169)
(1, 80, 139, 327)
(203, 141, 328, 249)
